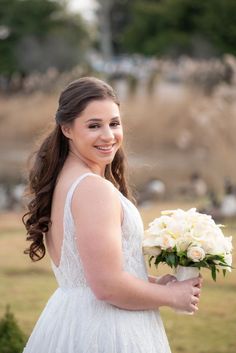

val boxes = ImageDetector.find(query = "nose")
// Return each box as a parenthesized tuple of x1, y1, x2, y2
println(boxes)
(101, 126, 114, 141)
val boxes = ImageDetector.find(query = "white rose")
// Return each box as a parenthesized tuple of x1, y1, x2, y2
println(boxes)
(200, 232, 220, 254)
(158, 233, 176, 250)
(208, 241, 225, 256)
(187, 245, 205, 262)
(191, 223, 211, 241)
(165, 219, 186, 240)
(147, 219, 162, 235)
(223, 236, 233, 253)
(176, 237, 191, 252)
(201, 238, 216, 254)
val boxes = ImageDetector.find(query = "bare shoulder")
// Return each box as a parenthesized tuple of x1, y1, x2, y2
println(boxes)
(71, 175, 121, 212)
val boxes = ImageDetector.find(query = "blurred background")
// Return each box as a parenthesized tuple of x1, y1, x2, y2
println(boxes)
(0, 0, 236, 352)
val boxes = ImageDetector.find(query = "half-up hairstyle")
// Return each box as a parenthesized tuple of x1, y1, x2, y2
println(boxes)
(23, 77, 132, 262)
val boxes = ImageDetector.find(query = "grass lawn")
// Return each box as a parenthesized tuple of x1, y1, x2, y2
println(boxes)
(0, 201, 235, 353)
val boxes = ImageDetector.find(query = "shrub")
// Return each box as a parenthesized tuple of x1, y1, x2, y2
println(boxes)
(0, 306, 26, 353)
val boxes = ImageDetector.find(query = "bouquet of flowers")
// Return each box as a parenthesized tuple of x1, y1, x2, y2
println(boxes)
(143, 208, 233, 281)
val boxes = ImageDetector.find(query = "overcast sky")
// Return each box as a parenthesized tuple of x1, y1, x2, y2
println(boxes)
(67, 0, 98, 21)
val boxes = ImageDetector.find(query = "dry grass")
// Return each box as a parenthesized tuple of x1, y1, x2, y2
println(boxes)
(1, 82, 236, 191)
(0, 203, 236, 353)
(0, 92, 58, 179)
(0, 93, 57, 143)
(121, 85, 236, 191)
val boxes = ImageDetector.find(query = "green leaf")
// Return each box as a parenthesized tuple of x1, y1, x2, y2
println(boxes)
(168, 253, 176, 266)
(211, 266, 216, 281)
(154, 257, 162, 268)
(148, 256, 154, 267)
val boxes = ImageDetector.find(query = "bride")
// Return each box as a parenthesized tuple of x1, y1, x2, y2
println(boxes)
(22, 76, 202, 353)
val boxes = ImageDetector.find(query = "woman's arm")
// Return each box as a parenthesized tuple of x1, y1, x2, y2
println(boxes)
(72, 176, 201, 313)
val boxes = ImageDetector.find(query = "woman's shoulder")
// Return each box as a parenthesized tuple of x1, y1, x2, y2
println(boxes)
(71, 174, 121, 221)
(72, 172, 118, 202)
(57, 166, 111, 192)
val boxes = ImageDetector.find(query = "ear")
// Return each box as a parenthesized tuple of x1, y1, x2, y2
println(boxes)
(61, 124, 72, 139)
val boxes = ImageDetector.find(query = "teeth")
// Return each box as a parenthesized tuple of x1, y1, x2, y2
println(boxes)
(96, 145, 113, 150)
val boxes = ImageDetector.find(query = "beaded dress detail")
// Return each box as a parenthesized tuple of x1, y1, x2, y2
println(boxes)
(23, 173, 171, 353)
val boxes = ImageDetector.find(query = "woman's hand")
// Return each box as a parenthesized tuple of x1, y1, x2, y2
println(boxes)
(166, 277, 202, 313)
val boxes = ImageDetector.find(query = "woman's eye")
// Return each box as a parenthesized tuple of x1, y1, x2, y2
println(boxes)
(110, 121, 120, 127)
(88, 121, 120, 129)
(88, 124, 100, 129)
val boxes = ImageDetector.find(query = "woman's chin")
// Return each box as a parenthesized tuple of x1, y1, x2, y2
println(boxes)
(95, 150, 117, 162)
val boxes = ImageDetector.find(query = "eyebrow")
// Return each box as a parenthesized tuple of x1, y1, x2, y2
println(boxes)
(85, 116, 120, 123)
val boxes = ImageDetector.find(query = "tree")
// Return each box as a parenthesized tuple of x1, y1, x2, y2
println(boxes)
(110, 0, 133, 55)
(96, 0, 114, 59)
(96, 0, 133, 57)
(0, 306, 26, 353)
(196, 0, 236, 56)
(0, 0, 90, 78)
(109, 0, 236, 57)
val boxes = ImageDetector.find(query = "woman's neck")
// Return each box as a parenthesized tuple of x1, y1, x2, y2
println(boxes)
(68, 150, 105, 177)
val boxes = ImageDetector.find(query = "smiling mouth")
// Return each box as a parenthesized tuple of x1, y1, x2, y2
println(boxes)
(95, 143, 115, 151)
(95, 144, 116, 152)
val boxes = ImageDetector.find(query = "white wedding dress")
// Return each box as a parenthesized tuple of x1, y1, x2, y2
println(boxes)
(23, 173, 172, 353)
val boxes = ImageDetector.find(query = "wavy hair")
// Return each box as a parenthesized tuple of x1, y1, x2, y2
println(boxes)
(23, 77, 132, 262)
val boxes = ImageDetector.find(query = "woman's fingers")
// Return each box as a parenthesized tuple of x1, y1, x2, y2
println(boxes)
(191, 277, 201, 286)
(184, 277, 202, 312)
(190, 295, 200, 313)
(194, 274, 203, 288)
(187, 276, 203, 291)
(190, 303, 199, 313)
(193, 286, 201, 296)
(191, 295, 199, 305)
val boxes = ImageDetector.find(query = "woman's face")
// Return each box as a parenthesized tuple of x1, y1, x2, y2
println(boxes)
(62, 99, 123, 173)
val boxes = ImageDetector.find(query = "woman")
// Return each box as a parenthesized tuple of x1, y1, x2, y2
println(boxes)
(23, 77, 201, 353)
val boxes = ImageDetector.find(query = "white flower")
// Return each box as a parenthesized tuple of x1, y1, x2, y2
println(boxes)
(147, 216, 172, 235)
(201, 233, 225, 255)
(144, 207, 233, 280)
(157, 233, 176, 250)
(143, 231, 176, 250)
(187, 245, 205, 262)
(201, 238, 218, 254)
(176, 237, 192, 252)
(224, 253, 233, 271)
(148, 214, 186, 241)
(223, 236, 233, 253)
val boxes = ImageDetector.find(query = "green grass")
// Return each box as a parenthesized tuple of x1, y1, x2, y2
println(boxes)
(0, 213, 57, 334)
(0, 205, 236, 353)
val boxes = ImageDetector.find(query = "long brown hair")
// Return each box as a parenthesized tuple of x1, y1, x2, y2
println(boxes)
(23, 77, 132, 262)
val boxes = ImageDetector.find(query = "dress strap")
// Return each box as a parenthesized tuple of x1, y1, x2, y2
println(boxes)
(52, 173, 101, 270)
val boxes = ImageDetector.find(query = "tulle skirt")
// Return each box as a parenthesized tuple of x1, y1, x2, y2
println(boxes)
(23, 287, 171, 353)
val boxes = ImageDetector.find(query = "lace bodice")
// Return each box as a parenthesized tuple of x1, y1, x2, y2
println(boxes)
(51, 173, 148, 289)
